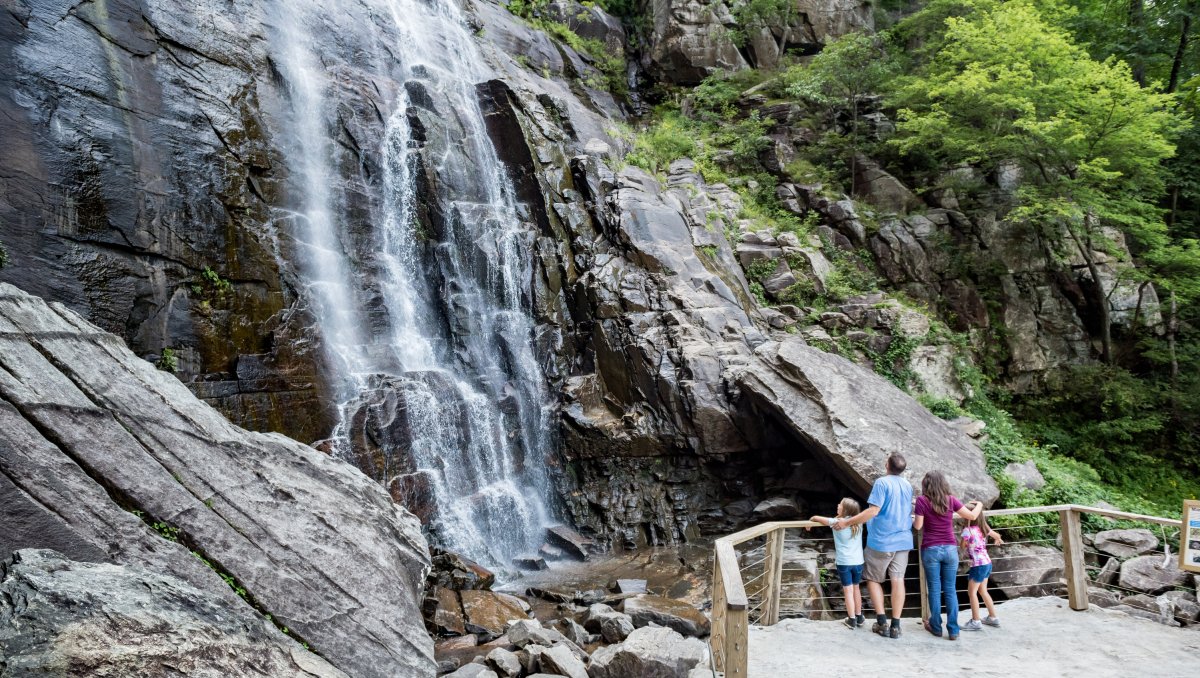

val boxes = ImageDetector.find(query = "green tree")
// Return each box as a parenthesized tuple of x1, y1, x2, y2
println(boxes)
(786, 32, 897, 183)
(890, 0, 1181, 362)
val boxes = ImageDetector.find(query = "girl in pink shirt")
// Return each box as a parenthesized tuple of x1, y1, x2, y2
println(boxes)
(961, 513, 1004, 630)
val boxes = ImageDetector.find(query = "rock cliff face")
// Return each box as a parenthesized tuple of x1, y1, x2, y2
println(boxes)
(0, 549, 348, 678)
(0, 0, 334, 442)
(0, 283, 433, 677)
(465, 83, 998, 545)
(645, 0, 874, 83)
(0, 0, 997, 557)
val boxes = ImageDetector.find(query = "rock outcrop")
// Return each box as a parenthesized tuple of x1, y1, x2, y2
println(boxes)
(0, 549, 346, 677)
(587, 625, 709, 678)
(0, 283, 433, 678)
(645, 0, 874, 83)
(738, 338, 998, 503)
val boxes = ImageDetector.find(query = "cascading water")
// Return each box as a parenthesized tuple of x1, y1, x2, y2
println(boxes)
(268, 0, 555, 566)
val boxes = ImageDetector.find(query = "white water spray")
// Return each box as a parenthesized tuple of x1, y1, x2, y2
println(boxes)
(269, 0, 555, 565)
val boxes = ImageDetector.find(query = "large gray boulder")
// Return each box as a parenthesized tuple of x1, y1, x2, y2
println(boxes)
(737, 338, 999, 504)
(0, 284, 433, 678)
(624, 594, 712, 637)
(1119, 555, 1190, 594)
(537, 643, 590, 678)
(1003, 460, 1047, 492)
(1094, 529, 1159, 558)
(587, 626, 709, 678)
(989, 544, 1065, 598)
(0, 549, 345, 677)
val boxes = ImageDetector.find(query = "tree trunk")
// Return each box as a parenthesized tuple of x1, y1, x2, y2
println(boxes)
(1168, 6, 1193, 93)
(1131, 280, 1151, 327)
(1168, 290, 1179, 382)
(1129, 0, 1147, 86)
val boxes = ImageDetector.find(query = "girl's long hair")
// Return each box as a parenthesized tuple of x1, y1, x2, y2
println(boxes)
(968, 511, 992, 537)
(921, 471, 953, 515)
(838, 497, 862, 537)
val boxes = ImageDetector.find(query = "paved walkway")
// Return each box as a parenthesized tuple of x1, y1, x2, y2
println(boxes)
(747, 597, 1198, 677)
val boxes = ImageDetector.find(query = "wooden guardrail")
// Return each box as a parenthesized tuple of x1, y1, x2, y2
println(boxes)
(709, 504, 1183, 675)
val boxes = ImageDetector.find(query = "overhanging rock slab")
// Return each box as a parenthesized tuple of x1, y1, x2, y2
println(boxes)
(736, 338, 998, 505)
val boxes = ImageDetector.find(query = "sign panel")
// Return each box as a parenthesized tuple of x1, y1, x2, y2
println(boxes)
(1182, 500, 1200, 574)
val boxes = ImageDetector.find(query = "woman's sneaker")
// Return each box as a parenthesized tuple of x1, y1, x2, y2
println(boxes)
(983, 616, 1001, 627)
(963, 619, 983, 631)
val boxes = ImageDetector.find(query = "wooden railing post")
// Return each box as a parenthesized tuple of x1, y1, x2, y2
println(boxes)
(1059, 508, 1089, 611)
(711, 549, 727, 672)
(917, 540, 930, 622)
(762, 527, 785, 625)
(713, 540, 749, 677)
(724, 603, 749, 677)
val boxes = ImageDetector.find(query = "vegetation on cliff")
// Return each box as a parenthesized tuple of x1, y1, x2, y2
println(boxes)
(621, 0, 1200, 515)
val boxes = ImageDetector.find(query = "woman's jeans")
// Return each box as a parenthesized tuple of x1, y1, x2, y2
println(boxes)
(922, 544, 960, 635)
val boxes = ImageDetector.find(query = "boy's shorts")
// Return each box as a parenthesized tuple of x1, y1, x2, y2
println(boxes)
(836, 564, 864, 586)
(863, 546, 910, 583)
(968, 563, 993, 583)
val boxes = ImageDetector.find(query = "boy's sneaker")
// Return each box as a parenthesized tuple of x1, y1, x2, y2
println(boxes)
(843, 617, 857, 630)
(963, 619, 983, 631)
(855, 615, 865, 627)
(983, 616, 1001, 627)
(889, 624, 902, 639)
(872, 622, 889, 637)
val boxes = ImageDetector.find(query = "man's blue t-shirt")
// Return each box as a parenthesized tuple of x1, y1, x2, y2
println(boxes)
(866, 474, 914, 552)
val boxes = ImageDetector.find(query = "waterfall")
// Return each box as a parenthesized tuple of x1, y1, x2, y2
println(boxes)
(268, 0, 555, 567)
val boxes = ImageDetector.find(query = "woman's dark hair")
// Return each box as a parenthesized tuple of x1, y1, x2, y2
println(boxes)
(921, 470, 952, 515)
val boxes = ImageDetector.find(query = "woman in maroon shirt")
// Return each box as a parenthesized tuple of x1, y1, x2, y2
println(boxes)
(913, 470, 983, 640)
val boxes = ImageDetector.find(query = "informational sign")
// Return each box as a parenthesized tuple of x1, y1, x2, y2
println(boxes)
(1182, 500, 1200, 574)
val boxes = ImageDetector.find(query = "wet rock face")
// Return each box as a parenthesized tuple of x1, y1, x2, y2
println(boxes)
(0, 0, 339, 442)
(0, 284, 434, 678)
(0, 549, 347, 678)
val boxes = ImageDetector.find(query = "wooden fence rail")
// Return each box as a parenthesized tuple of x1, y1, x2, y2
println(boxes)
(709, 504, 1183, 675)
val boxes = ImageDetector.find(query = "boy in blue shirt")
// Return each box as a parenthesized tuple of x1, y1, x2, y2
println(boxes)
(827, 453, 913, 639)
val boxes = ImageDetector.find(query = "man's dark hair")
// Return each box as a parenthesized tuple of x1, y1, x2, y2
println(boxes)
(886, 453, 907, 475)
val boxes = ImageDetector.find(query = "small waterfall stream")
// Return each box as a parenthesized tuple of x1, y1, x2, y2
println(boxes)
(268, 0, 554, 566)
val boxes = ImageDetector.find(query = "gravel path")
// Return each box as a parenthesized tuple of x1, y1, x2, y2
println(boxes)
(747, 597, 1199, 677)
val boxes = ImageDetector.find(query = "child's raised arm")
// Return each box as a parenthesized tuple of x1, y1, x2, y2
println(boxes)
(806, 515, 834, 531)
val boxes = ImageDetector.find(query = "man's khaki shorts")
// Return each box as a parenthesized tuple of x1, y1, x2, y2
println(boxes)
(863, 546, 910, 583)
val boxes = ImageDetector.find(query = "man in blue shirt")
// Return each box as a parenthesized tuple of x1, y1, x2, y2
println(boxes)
(828, 453, 913, 639)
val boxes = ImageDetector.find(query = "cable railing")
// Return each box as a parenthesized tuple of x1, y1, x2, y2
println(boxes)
(709, 504, 1194, 676)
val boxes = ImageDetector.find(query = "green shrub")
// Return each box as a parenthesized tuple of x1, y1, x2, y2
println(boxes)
(692, 77, 741, 121)
(626, 113, 696, 174)
(155, 348, 178, 373)
(0, 239, 8, 270)
(200, 266, 233, 294)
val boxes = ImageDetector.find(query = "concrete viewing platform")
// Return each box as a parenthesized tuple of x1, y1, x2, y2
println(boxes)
(746, 597, 1199, 677)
